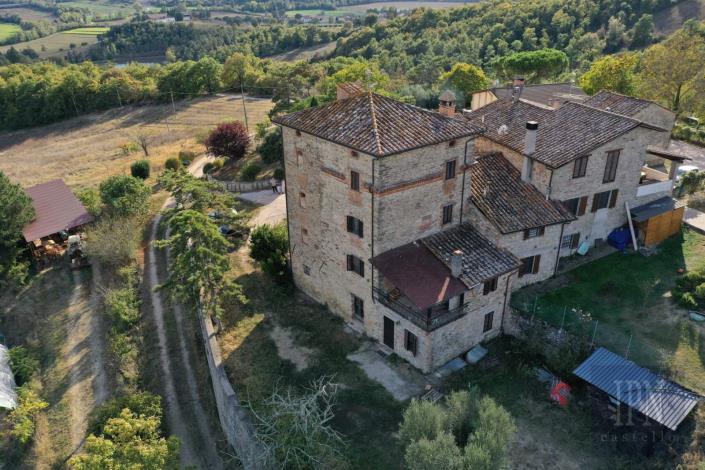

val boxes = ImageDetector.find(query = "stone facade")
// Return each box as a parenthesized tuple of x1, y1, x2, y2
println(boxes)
(376, 272, 510, 371)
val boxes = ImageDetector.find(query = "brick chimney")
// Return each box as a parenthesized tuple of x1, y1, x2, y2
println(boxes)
(438, 90, 457, 117)
(522, 121, 538, 182)
(450, 250, 463, 277)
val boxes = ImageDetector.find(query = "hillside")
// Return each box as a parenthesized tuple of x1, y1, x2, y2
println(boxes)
(654, 0, 705, 35)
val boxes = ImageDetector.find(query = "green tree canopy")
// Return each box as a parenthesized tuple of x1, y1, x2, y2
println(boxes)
(438, 63, 489, 104)
(0, 171, 34, 250)
(249, 223, 289, 283)
(492, 48, 569, 82)
(99, 175, 151, 217)
(579, 53, 638, 96)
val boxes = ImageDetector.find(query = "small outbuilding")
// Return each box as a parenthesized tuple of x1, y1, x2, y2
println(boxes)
(630, 197, 684, 247)
(22, 179, 93, 261)
(573, 348, 700, 435)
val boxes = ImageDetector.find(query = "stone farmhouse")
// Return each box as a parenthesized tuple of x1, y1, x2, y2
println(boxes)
(272, 84, 684, 373)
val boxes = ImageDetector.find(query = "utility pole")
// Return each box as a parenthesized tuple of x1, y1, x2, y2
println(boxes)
(69, 90, 79, 116)
(116, 88, 123, 107)
(170, 91, 176, 113)
(240, 82, 249, 132)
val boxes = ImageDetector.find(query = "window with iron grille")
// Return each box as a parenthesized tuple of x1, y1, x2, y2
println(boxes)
(442, 204, 453, 225)
(573, 155, 589, 178)
(483, 277, 498, 295)
(346, 254, 364, 277)
(445, 160, 457, 180)
(519, 255, 541, 277)
(350, 170, 360, 191)
(483, 311, 494, 333)
(523, 226, 545, 239)
(346, 216, 363, 237)
(603, 150, 620, 183)
(404, 330, 418, 356)
(351, 294, 364, 319)
(561, 233, 580, 250)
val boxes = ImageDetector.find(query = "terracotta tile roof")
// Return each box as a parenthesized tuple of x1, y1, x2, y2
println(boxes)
(273, 93, 483, 157)
(336, 81, 366, 97)
(470, 152, 575, 233)
(490, 82, 586, 107)
(421, 224, 521, 287)
(466, 98, 663, 168)
(22, 179, 93, 242)
(583, 90, 654, 117)
(370, 242, 468, 310)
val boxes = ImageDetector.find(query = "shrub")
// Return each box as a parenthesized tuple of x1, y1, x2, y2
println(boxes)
(88, 392, 162, 435)
(405, 432, 463, 470)
(164, 157, 182, 171)
(99, 175, 151, 217)
(75, 187, 102, 217)
(86, 216, 141, 266)
(212, 158, 225, 170)
(676, 271, 705, 291)
(273, 168, 285, 180)
(104, 287, 140, 329)
(7, 385, 48, 445)
(257, 127, 283, 164)
(249, 223, 289, 282)
(205, 121, 250, 161)
(130, 159, 150, 180)
(178, 150, 196, 164)
(679, 291, 699, 309)
(239, 163, 261, 182)
(399, 399, 447, 445)
(694, 282, 705, 302)
(689, 192, 705, 212)
(8, 346, 40, 386)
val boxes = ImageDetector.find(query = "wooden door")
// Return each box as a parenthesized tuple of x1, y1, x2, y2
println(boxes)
(383, 316, 394, 349)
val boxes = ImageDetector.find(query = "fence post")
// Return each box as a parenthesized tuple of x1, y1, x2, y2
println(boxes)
(625, 334, 633, 359)
(559, 306, 567, 334)
(590, 320, 598, 348)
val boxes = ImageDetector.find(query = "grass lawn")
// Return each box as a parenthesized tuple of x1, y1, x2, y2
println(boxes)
(284, 9, 356, 17)
(60, 27, 110, 35)
(219, 250, 405, 470)
(512, 229, 705, 394)
(0, 22, 21, 42)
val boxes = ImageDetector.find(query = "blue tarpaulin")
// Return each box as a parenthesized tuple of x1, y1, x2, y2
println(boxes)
(607, 226, 636, 253)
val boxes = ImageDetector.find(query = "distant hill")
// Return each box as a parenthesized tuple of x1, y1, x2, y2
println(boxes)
(653, 0, 705, 36)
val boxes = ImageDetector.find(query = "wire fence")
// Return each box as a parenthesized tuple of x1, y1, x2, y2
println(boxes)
(509, 295, 669, 373)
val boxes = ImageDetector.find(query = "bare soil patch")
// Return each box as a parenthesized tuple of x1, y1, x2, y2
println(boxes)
(270, 324, 313, 371)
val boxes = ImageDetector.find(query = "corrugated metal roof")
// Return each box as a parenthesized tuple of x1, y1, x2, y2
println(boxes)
(22, 179, 93, 242)
(630, 197, 683, 223)
(573, 348, 701, 431)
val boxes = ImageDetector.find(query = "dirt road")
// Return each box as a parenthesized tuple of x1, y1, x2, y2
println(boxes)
(145, 156, 225, 469)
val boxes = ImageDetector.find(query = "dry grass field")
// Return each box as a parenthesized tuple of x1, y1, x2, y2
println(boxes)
(0, 30, 100, 57)
(0, 93, 274, 189)
(0, 6, 58, 22)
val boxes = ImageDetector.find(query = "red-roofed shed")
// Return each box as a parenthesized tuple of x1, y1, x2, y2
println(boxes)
(22, 180, 93, 243)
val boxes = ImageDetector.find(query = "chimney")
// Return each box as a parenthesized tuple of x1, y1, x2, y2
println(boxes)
(512, 76, 525, 102)
(438, 90, 457, 117)
(450, 250, 463, 277)
(336, 81, 365, 100)
(522, 121, 538, 182)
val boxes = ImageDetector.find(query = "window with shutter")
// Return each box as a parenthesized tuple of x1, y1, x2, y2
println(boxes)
(404, 330, 418, 356)
(519, 255, 541, 277)
(445, 160, 457, 180)
(573, 156, 589, 178)
(442, 204, 453, 225)
(523, 226, 545, 239)
(603, 150, 620, 183)
(483, 312, 494, 333)
(608, 189, 619, 208)
(351, 294, 364, 319)
(346, 216, 363, 237)
(578, 196, 588, 216)
(346, 255, 364, 277)
(483, 277, 498, 295)
(350, 171, 360, 191)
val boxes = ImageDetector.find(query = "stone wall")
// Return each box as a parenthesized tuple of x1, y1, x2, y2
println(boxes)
(374, 271, 511, 372)
(199, 310, 261, 469)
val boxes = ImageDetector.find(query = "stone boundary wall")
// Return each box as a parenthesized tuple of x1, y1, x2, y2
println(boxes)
(198, 309, 262, 469)
(207, 175, 270, 193)
(503, 308, 584, 349)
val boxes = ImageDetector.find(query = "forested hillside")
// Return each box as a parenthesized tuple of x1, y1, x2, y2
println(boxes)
(334, 0, 678, 80)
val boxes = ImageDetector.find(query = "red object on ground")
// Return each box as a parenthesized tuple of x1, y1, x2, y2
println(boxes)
(550, 381, 571, 407)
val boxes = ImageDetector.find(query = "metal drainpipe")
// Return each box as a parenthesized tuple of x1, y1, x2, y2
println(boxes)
(459, 138, 473, 225)
(500, 270, 517, 335)
(553, 222, 566, 277)
(370, 157, 376, 301)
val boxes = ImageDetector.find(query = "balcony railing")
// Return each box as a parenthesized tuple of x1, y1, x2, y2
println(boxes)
(638, 166, 673, 198)
(372, 287, 467, 332)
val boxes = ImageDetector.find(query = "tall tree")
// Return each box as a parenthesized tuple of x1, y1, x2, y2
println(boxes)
(0, 172, 35, 281)
(580, 53, 638, 96)
(492, 49, 568, 82)
(438, 63, 489, 104)
(638, 29, 705, 113)
(99, 175, 151, 217)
